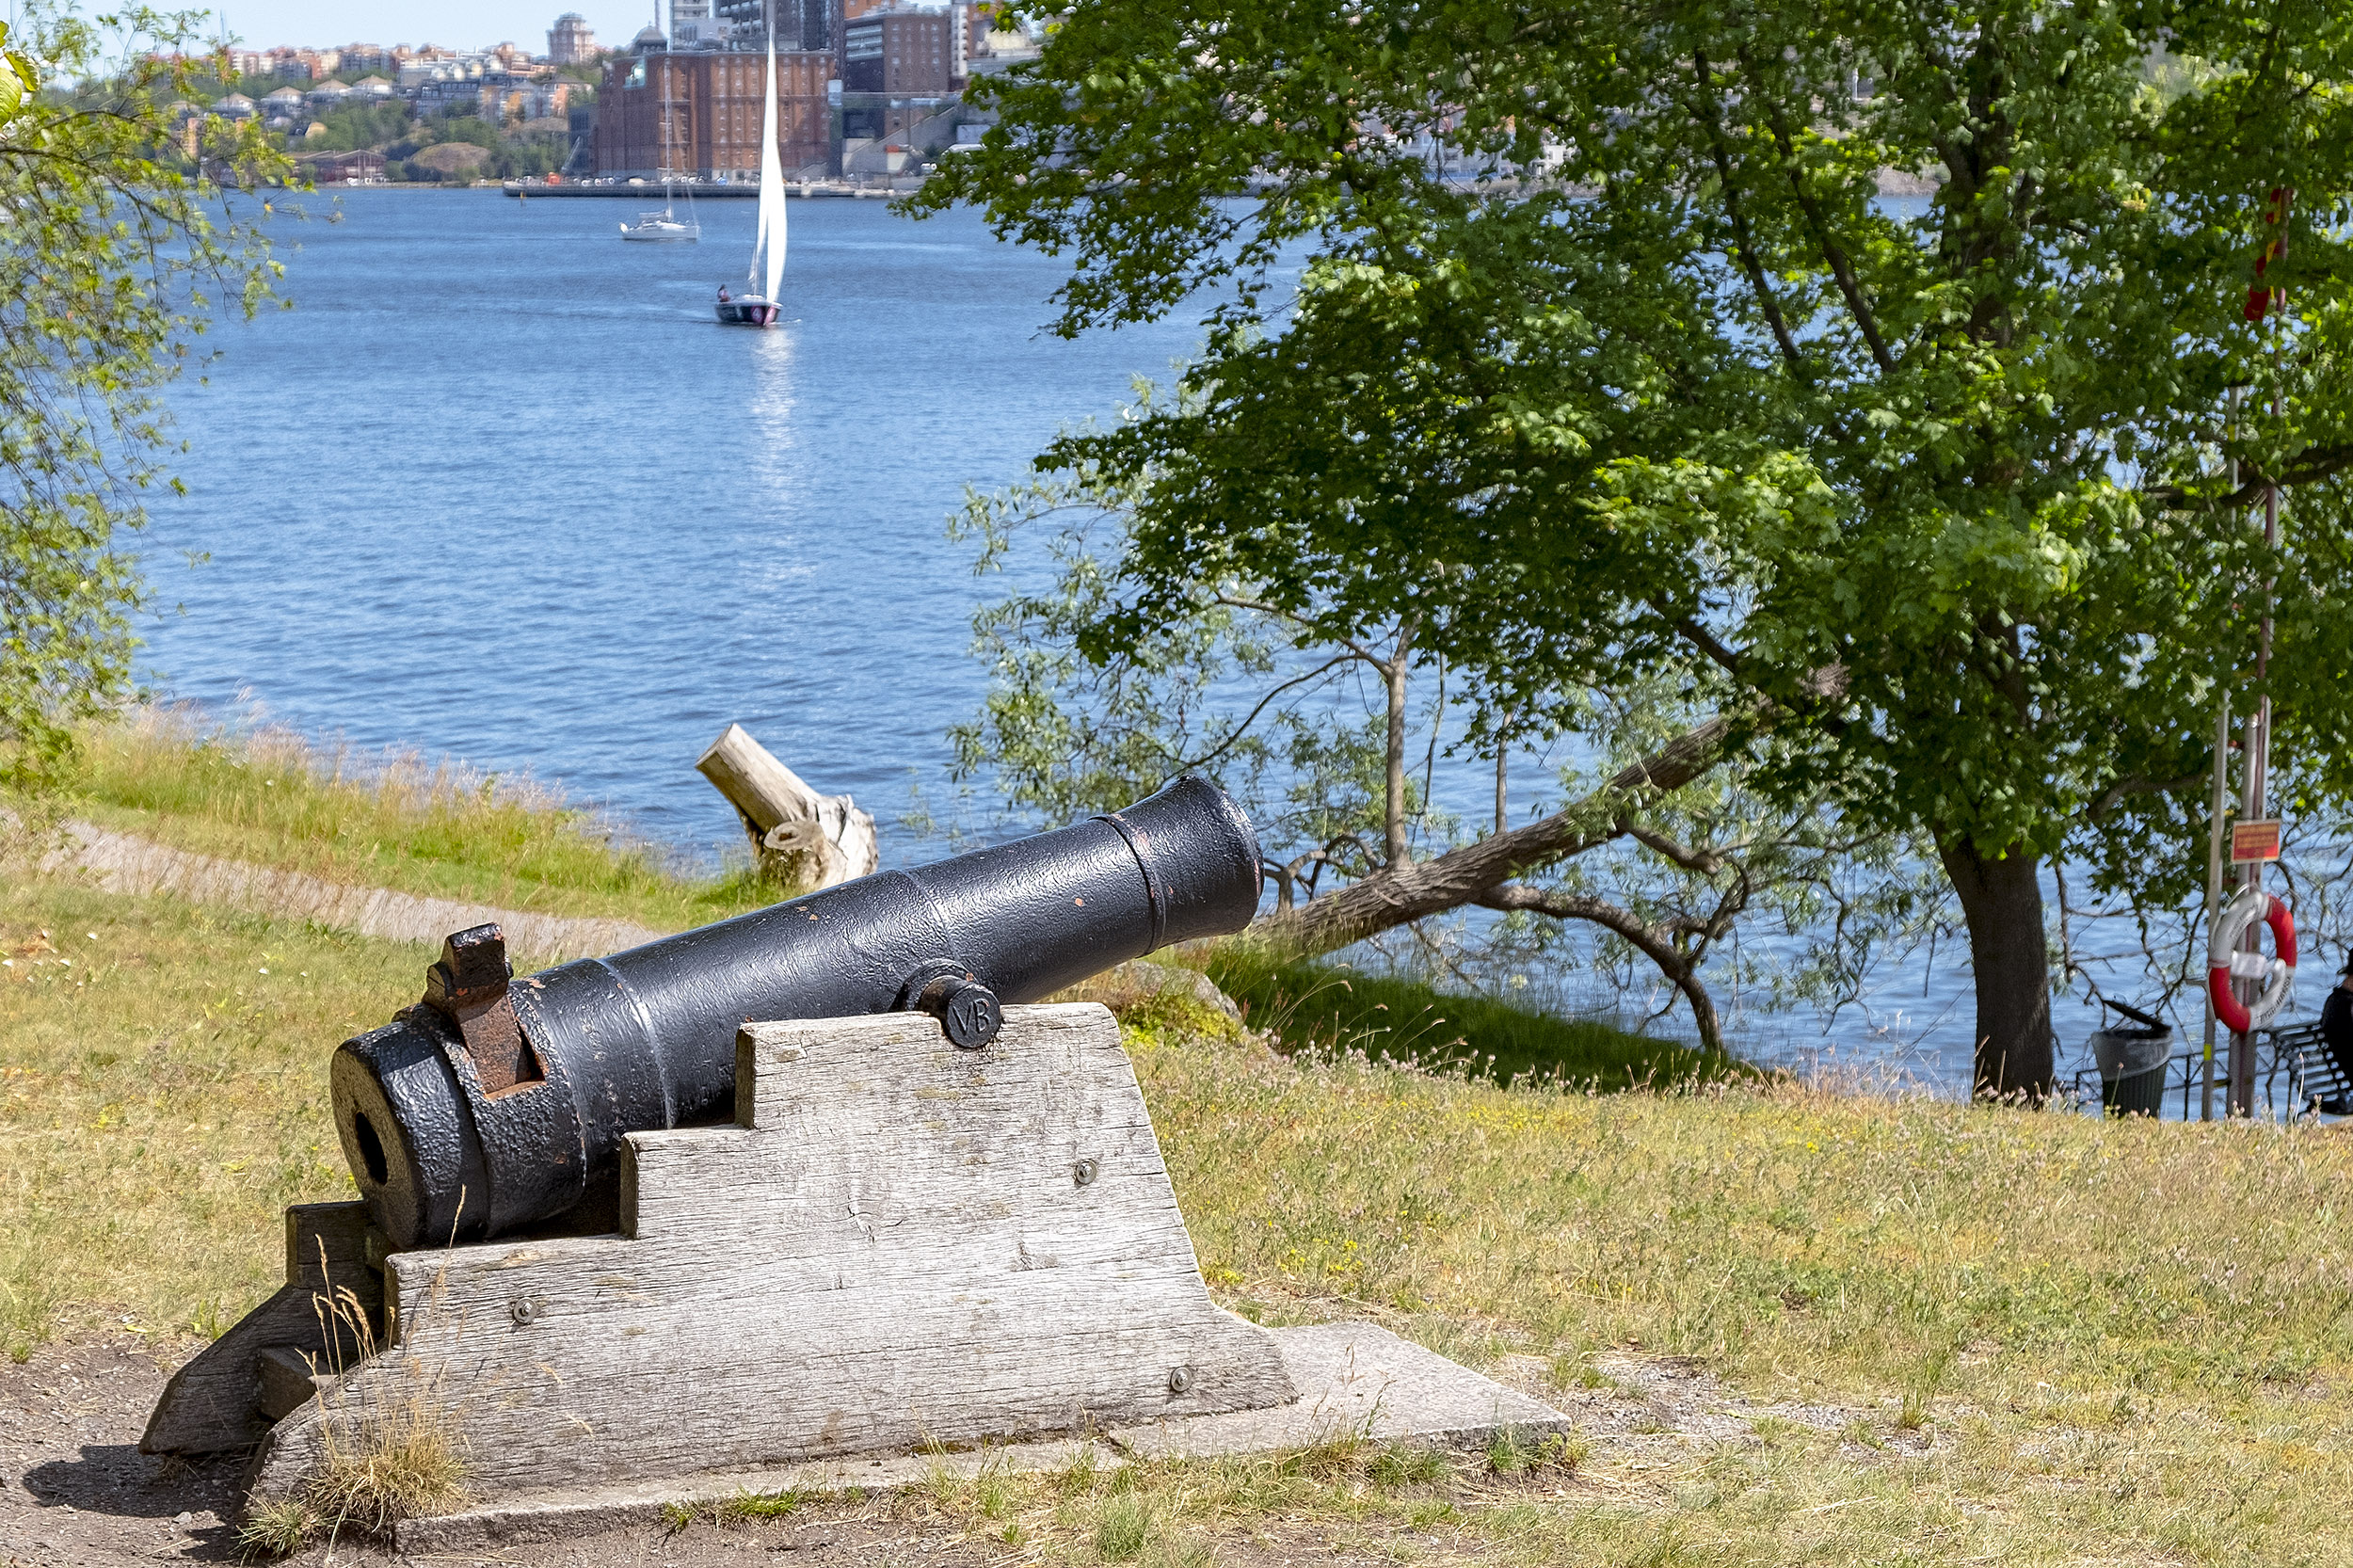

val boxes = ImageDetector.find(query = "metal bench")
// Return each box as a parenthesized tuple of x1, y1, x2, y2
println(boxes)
(2262, 1021, 2353, 1119)
(2064, 1025, 2348, 1121)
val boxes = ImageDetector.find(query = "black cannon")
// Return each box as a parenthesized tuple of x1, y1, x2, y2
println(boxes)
(331, 776, 1260, 1249)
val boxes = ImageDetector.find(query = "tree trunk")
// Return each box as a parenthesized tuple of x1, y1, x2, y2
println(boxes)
(695, 723, 880, 890)
(1937, 836, 2054, 1102)
(1383, 619, 1417, 869)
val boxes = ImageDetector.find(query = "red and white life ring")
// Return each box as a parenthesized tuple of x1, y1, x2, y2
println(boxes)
(2207, 886, 2297, 1034)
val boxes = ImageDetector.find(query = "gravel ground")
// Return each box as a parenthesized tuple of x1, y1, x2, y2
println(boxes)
(0, 1336, 1506, 1567)
(0, 1336, 1012, 1567)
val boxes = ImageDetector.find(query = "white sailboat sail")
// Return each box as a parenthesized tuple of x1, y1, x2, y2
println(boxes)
(751, 27, 787, 302)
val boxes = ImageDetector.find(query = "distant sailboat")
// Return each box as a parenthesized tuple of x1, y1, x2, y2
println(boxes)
(715, 25, 785, 327)
(623, 42, 700, 242)
(620, 191, 700, 242)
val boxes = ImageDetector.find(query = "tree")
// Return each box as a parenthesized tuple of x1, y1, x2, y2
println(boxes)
(1, 8, 283, 789)
(952, 471, 1946, 1053)
(920, 2, 2353, 1098)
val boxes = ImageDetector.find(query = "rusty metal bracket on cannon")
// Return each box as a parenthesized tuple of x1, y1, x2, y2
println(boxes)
(419, 924, 541, 1096)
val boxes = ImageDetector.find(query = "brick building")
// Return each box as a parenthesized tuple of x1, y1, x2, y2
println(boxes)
(840, 7, 954, 94)
(595, 47, 834, 179)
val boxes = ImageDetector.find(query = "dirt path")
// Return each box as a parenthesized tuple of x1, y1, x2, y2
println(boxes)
(0, 1336, 1000, 1567)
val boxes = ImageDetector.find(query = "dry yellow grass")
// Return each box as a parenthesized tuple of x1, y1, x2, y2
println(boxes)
(8, 722, 2353, 1561)
(0, 875, 408, 1353)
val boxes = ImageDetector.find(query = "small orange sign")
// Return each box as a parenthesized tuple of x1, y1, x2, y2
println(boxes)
(2230, 819, 2282, 864)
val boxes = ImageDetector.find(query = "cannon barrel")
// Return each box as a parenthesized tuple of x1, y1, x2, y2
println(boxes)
(331, 776, 1260, 1248)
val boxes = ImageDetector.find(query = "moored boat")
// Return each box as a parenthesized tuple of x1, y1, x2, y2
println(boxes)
(622, 210, 700, 242)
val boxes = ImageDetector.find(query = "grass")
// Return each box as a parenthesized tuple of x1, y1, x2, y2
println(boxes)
(58, 709, 773, 934)
(1205, 942, 1748, 1090)
(299, 1378, 470, 1541)
(0, 876, 401, 1356)
(234, 1282, 470, 1556)
(11, 716, 2353, 1560)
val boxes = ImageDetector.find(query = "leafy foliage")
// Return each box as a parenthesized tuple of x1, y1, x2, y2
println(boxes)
(0, 5, 284, 789)
(951, 470, 1948, 1047)
(921, 2, 2353, 1091)
(306, 97, 411, 152)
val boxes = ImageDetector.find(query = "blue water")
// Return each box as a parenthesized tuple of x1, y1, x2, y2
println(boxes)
(142, 188, 1197, 862)
(139, 188, 2281, 1102)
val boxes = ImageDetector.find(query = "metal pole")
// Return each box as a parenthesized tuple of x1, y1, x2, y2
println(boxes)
(2204, 696, 2229, 1122)
(2211, 382, 2243, 1121)
(2232, 219, 2288, 1115)
(2235, 468, 2279, 1116)
(2229, 482, 2272, 1114)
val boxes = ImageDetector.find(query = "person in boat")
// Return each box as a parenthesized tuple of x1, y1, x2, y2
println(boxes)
(2321, 954, 2353, 1112)
(717, 284, 729, 303)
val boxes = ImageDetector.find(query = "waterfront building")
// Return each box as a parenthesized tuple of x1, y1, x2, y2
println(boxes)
(352, 75, 399, 99)
(672, 0, 715, 48)
(840, 6, 955, 94)
(715, 0, 841, 55)
(263, 86, 306, 113)
(210, 92, 257, 119)
(307, 78, 353, 104)
(549, 13, 599, 65)
(299, 149, 387, 184)
(595, 40, 834, 178)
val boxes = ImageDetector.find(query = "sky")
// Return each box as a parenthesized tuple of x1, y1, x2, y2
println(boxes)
(188, 1, 653, 53)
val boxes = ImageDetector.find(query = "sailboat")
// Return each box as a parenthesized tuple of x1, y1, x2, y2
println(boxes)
(623, 52, 700, 241)
(621, 195, 699, 242)
(621, 184, 699, 241)
(715, 22, 785, 326)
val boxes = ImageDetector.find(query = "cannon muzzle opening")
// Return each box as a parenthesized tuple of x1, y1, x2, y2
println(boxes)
(331, 776, 1261, 1248)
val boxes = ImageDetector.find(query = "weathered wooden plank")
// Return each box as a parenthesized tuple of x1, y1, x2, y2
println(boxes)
(140, 1202, 379, 1454)
(248, 1006, 1292, 1505)
(256, 1346, 330, 1423)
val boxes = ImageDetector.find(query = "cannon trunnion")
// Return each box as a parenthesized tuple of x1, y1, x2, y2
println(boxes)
(330, 776, 1261, 1250)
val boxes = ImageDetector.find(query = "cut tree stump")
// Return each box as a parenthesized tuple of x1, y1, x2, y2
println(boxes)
(695, 723, 878, 889)
(232, 1003, 1297, 1507)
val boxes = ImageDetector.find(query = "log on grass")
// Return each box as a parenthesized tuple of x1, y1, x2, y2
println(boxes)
(695, 723, 879, 889)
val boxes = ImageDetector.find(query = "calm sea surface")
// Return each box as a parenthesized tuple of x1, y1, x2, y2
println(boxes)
(139, 187, 2245, 1100)
(144, 188, 1193, 854)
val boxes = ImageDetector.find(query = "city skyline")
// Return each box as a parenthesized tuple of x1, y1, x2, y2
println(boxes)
(191, 1, 649, 53)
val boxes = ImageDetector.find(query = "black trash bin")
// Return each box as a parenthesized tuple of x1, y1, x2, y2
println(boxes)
(2091, 1023, 2173, 1117)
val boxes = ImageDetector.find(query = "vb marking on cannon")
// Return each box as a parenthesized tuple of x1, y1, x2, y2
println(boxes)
(141, 777, 1566, 1545)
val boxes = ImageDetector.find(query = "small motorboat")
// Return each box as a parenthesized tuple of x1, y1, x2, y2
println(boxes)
(621, 210, 700, 242)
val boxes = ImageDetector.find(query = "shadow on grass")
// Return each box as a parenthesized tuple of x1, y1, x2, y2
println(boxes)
(1204, 946, 1754, 1093)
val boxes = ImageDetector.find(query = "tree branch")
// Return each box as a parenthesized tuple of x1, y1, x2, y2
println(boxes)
(1686, 50, 1810, 378)
(1742, 51, 1898, 376)
(1476, 883, 1722, 1050)
(2085, 771, 2208, 823)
